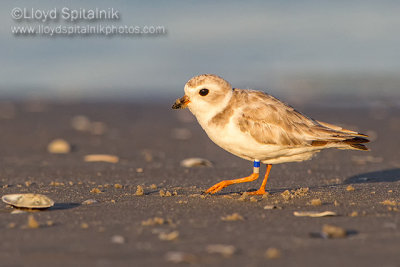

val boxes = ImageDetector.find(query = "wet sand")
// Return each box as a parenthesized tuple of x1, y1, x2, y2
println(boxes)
(0, 101, 399, 267)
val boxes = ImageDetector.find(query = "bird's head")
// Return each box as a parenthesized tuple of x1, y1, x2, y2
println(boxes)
(172, 74, 233, 118)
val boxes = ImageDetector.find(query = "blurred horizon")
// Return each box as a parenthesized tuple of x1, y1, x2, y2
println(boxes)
(1, 0, 399, 104)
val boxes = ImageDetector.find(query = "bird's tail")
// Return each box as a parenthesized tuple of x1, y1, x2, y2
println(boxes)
(341, 136, 370, 151)
(312, 120, 370, 151)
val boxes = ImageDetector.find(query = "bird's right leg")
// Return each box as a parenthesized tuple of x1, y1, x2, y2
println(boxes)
(205, 160, 260, 194)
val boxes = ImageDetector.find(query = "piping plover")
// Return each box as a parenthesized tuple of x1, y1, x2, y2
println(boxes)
(172, 74, 369, 195)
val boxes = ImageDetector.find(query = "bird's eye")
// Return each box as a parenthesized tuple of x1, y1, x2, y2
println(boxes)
(199, 88, 209, 96)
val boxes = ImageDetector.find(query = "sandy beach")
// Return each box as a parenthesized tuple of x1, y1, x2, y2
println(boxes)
(0, 101, 399, 267)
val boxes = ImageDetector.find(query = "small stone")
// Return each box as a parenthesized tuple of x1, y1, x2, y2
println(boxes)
(180, 158, 212, 167)
(47, 139, 70, 154)
(111, 235, 125, 244)
(114, 183, 123, 189)
(90, 188, 102, 194)
(346, 185, 355, 191)
(136, 168, 144, 173)
(221, 213, 244, 221)
(135, 185, 144, 196)
(293, 187, 309, 197)
(160, 190, 172, 197)
(141, 217, 165, 226)
(321, 224, 347, 238)
(239, 192, 249, 201)
(82, 199, 98, 205)
(349, 211, 358, 217)
(71, 115, 91, 131)
(262, 192, 270, 199)
(206, 244, 236, 257)
(80, 223, 89, 229)
(310, 199, 322, 206)
(159, 231, 179, 241)
(165, 251, 196, 264)
(265, 248, 281, 259)
(381, 200, 397, 206)
(249, 197, 258, 202)
(149, 184, 157, 189)
(281, 190, 293, 201)
(263, 205, 277, 210)
(84, 154, 119, 163)
(46, 220, 54, 226)
(27, 215, 39, 229)
(50, 181, 64, 186)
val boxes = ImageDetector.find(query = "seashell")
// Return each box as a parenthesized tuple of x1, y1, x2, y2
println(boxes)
(180, 158, 212, 167)
(84, 154, 119, 163)
(47, 139, 71, 154)
(2, 194, 54, 209)
(293, 211, 337, 217)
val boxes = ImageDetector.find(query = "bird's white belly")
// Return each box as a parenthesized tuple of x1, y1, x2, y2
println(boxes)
(202, 119, 318, 164)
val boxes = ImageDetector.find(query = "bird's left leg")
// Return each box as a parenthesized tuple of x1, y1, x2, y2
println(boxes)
(248, 164, 272, 195)
(205, 160, 261, 194)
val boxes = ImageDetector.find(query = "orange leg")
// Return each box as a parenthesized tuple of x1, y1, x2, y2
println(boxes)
(205, 173, 259, 194)
(248, 164, 272, 195)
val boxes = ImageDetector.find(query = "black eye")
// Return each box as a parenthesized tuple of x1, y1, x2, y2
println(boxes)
(199, 88, 209, 96)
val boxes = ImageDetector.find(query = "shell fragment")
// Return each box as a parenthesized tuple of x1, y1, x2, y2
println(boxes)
(180, 158, 212, 167)
(2, 194, 54, 209)
(293, 211, 337, 217)
(84, 154, 119, 163)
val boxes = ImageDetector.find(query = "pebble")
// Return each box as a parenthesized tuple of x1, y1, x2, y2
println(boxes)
(159, 231, 179, 241)
(310, 199, 322, 206)
(47, 139, 70, 154)
(206, 244, 236, 257)
(84, 154, 119, 163)
(165, 251, 196, 264)
(135, 185, 144, 196)
(82, 199, 98, 205)
(265, 248, 281, 259)
(180, 158, 212, 167)
(321, 224, 347, 238)
(346, 185, 355, 191)
(111, 235, 125, 244)
(221, 213, 244, 221)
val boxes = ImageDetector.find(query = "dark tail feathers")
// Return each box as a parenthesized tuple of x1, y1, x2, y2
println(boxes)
(343, 136, 370, 151)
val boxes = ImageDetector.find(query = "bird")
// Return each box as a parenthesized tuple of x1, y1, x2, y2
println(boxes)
(172, 74, 369, 195)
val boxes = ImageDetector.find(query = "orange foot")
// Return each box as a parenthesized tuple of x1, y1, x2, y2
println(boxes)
(205, 180, 233, 194)
(205, 173, 259, 194)
(248, 189, 266, 195)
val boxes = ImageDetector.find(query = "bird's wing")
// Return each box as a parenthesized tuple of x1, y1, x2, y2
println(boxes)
(235, 90, 367, 147)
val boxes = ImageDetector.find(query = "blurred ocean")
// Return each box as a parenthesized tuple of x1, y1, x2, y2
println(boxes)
(0, 0, 399, 104)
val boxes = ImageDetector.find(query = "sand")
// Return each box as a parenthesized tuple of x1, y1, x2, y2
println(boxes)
(0, 101, 399, 266)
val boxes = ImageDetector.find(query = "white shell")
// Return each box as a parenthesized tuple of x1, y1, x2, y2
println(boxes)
(293, 211, 337, 217)
(2, 194, 54, 208)
(180, 158, 212, 167)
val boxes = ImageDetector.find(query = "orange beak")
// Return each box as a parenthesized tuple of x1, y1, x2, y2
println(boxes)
(172, 95, 190, 109)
